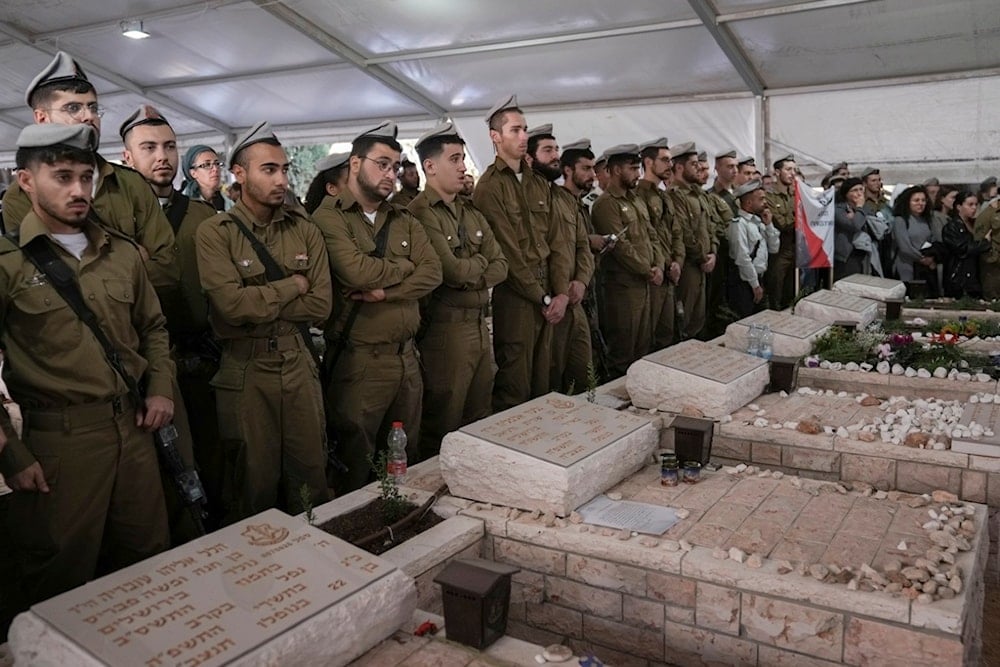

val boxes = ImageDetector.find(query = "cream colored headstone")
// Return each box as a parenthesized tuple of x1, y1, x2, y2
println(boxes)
(793, 289, 878, 327)
(724, 310, 829, 358)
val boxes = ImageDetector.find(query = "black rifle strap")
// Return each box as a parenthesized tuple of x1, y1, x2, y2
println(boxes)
(227, 211, 321, 367)
(749, 239, 762, 261)
(20, 236, 145, 407)
(164, 193, 190, 234)
(324, 217, 394, 375)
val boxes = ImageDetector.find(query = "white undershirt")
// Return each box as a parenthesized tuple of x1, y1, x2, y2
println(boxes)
(362, 210, 377, 225)
(52, 232, 89, 260)
(515, 172, 523, 183)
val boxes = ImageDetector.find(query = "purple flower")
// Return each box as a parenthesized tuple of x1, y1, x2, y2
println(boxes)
(877, 343, 893, 360)
(805, 356, 820, 368)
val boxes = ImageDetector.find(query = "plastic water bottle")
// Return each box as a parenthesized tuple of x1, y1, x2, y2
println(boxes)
(387, 421, 408, 484)
(759, 325, 774, 360)
(746, 323, 761, 357)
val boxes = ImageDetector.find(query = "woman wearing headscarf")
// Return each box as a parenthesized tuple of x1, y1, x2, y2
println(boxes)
(942, 191, 989, 298)
(181, 144, 229, 211)
(891, 185, 939, 292)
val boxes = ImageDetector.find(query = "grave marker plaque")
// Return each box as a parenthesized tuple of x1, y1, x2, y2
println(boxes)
(724, 310, 829, 357)
(628, 340, 770, 418)
(794, 289, 878, 327)
(14, 510, 414, 667)
(442, 394, 658, 515)
(833, 274, 906, 301)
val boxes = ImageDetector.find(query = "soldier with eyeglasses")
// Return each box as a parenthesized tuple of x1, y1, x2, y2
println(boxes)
(181, 145, 231, 212)
(2, 51, 179, 299)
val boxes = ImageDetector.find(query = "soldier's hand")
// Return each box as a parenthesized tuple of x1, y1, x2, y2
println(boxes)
(350, 289, 386, 303)
(702, 253, 717, 273)
(9, 462, 49, 493)
(291, 274, 310, 295)
(567, 280, 586, 305)
(762, 208, 773, 225)
(649, 266, 664, 286)
(669, 262, 681, 284)
(543, 294, 569, 325)
(137, 245, 150, 262)
(139, 395, 174, 431)
(588, 234, 607, 252)
(753, 286, 764, 303)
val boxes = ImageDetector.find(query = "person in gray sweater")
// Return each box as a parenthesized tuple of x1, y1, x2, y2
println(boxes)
(891, 185, 937, 291)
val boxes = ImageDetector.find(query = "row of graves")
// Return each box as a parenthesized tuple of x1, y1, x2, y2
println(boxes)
(4, 274, 997, 666)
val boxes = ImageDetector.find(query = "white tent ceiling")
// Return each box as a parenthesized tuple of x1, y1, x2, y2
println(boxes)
(1, 0, 999, 182)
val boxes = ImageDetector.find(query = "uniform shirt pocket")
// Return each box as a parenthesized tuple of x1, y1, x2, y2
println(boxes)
(283, 249, 314, 275)
(10, 283, 82, 355)
(235, 258, 267, 284)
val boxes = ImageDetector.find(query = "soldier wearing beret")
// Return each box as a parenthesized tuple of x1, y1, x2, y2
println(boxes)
(764, 155, 798, 309)
(473, 95, 573, 410)
(591, 145, 661, 378)
(196, 122, 332, 520)
(666, 142, 715, 339)
(527, 125, 594, 393)
(636, 137, 681, 350)
(313, 121, 441, 492)
(0, 124, 172, 614)
(304, 152, 350, 214)
(3, 51, 179, 300)
(701, 151, 737, 338)
(391, 159, 421, 207)
(728, 179, 780, 317)
(408, 122, 507, 458)
(120, 105, 223, 529)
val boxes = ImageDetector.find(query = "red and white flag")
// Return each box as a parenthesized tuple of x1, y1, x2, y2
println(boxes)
(794, 179, 835, 269)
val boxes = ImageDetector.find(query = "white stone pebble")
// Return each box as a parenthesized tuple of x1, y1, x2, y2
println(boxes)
(753, 418, 769, 428)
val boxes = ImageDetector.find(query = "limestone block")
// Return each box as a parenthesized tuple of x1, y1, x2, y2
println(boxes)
(724, 309, 829, 358)
(793, 289, 879, 327)
(833, 274, 906, 301)
(627, 340, 769, 418)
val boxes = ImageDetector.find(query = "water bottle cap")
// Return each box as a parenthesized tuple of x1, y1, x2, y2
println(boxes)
(392, 421, 404, 429)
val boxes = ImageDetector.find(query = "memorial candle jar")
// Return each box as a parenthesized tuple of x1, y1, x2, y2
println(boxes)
(660, 454, 679, 487)
(682, 461, 702, 484)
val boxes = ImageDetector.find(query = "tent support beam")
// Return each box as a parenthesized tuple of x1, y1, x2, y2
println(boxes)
(365, 19, 703, 64)
(156, 62, 356, 91)
(718, 0, 873, 23)
(0, 21, 234, 136)
(687, 0, 765, 97)
(252, 0, 447, 117)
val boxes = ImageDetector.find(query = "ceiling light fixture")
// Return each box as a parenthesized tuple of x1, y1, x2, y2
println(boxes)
(120, 19, 150, 39)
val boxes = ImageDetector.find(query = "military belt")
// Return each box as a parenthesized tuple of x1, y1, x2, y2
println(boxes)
(349, 339, 414, 356)
(226, 334, 301, 358)
(25, 393, 132, 432)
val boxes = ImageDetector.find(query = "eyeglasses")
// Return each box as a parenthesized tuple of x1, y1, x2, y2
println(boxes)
(362, 156, 401, 174)
(192, 160, 224, 171)
(44, 102, 105, 119)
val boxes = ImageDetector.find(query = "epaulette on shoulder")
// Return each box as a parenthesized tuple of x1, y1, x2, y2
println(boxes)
(110, 162, 144, 178)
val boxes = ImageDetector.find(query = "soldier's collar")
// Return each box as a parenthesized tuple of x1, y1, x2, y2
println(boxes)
(494, 154, 527, 176)
(20, 211, 106, 251)
(606, 182, 629, 198)
(336, 187, 390, 216)
(423, 184, 458, 209)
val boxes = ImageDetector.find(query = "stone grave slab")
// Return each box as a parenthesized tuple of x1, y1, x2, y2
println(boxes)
(627, 339, 769, 418)
(833, 274, 906, 301)
(951, 402, 1000, 457)
(440, 393, 657, 516)
(9, 509, 415, 667)
(793, 289, 879, 327)
(724, 309, 829, 358)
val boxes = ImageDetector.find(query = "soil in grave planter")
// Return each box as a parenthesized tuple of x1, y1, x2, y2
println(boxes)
(319, 498, 445, 556)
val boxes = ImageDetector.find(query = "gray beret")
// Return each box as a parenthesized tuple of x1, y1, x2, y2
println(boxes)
(25, 51, 89, 107)
(119, 104, 170, 139)
(485, 94, 519, 125)
(229, 121, 279, 168)
(669, 142, 697, 160)
(637, 137, 669, 153)
(315, 151, 350, 172)
(17, 123, 98, 152)
(355, 120, 398, 142)
(562, 138, 591, 152)
(599, 143, 639, 162)
(415, 120, 463, 148)
(716, 149, 738, 160)
(734, 178, 764, 199)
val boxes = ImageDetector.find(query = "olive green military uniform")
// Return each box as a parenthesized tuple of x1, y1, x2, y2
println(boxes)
(636, 180, 678, 350)
(162, 190, 224, 525)
(591, 183, 658, 378)
(765, 188, 796, 309)
(667, 183, 715, 339)
(550, 186, 595, 392)
(975, 205, 1000, 299)
(2, 156, 179, 294)
(473, 157, 572, 411)
(0, 213, 171, 609)
(408, 187, 507, 459)
(314, 190, 441, 492)
(391, 186, 420, 208)
(703, 189, 736, 338)
(196, 201, 332, 522)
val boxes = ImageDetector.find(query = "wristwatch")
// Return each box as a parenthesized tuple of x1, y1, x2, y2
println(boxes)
(541, 294, 553, 307)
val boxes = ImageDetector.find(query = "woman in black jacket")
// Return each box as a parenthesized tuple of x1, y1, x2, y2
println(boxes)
(942, 191, 989, 297)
